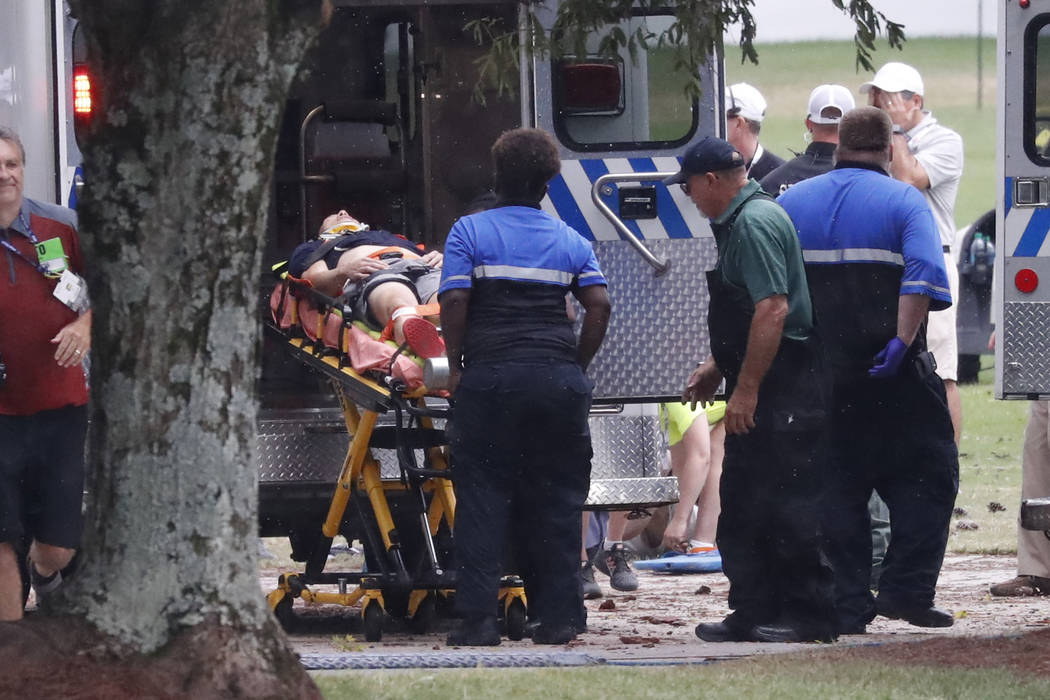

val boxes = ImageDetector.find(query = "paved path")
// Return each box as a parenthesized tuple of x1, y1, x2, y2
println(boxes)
(263, 553, 1050, 669)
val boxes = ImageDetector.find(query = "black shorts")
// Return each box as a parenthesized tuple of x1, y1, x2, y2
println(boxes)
(0, 404, 88, 548)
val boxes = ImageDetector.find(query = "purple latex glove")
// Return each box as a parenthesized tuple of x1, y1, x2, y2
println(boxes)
(869, 336, 908, 378)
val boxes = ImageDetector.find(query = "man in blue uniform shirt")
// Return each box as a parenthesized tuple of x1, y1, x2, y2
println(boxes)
(439, 128, 611, 646)
(778, 106, 959, 634)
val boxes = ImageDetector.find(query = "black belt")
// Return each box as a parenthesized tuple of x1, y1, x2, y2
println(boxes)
(942, 245, 951, 253)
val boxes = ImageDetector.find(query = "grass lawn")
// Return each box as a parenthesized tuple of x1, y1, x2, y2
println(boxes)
(313, 657, 1050, 699)
(726, 36, 996, 228)
(951, 358, 1030, 553)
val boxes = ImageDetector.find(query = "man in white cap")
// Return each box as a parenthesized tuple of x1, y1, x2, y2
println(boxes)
(725, 82, 785, 181)
(862, 62, 964, 446)
(761, 84, 855, 195)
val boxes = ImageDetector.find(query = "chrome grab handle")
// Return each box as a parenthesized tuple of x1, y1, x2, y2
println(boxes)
(590, 172, 676, 276)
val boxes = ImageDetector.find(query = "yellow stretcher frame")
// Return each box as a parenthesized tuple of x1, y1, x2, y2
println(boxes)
(263, 309, 527, 643)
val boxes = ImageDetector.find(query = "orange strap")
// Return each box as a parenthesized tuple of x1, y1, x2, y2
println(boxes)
(379, 303, 442, 342)
(367, 246, 422, 261)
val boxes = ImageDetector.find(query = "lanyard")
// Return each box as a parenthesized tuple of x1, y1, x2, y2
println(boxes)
(1, 213, 54, 278)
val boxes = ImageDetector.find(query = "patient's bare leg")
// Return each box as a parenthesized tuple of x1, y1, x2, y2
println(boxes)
(369, 282, 444, 357)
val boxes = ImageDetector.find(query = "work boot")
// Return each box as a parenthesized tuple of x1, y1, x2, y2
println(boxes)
(989, 575, 1050, 597)
(580, 560, 603, 600)
(532, 624, 576, 645)
(751, 622, 837, 644)
(694, 620, 751, 643)
(596, 543, 638, 592)
(446, 616, 501, 646)
(875, 599, 954, 628)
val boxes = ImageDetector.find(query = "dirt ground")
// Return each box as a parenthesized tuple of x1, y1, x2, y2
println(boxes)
(262, 552, 1050, 674)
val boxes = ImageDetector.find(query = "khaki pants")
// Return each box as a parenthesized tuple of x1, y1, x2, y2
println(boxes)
(1018, 401, 1050, 579)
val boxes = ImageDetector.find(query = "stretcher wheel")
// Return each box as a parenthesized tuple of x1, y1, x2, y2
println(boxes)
(362, 599, 384, 642)
(273, 595, 296, 630)
(408, 594, 436, 634)
(504, 599, 527, 641)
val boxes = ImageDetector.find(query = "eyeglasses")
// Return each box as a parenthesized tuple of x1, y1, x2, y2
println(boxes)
(679, 182, 691, 195)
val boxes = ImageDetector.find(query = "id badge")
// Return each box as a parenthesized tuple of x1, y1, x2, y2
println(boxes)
(36, 237, 69, 276)
(53, 269, 89, 312)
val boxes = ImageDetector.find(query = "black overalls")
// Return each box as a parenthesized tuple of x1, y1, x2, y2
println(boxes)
(706, 192, 837, 637)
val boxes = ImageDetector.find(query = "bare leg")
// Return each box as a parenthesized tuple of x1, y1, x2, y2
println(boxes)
(662, 413, 712, 552)
(27, 541, 75, 578)
(0, 542, 23, 621)
(692, 421, 725, 545)
(606, 511, 629, 544)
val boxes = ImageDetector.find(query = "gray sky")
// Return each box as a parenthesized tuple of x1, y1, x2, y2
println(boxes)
(736, 0, 996, 43)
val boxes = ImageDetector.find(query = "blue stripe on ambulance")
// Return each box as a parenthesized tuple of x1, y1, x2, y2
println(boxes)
(629, 157, 691, 239)
(1013, 207, 1050, 257)
(547, 173, 590, 237)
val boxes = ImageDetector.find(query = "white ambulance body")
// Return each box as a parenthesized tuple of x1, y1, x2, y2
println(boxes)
(997, 0, 1050, 399)
(258, 1, 725, 540)
(0, 1, 83, 208)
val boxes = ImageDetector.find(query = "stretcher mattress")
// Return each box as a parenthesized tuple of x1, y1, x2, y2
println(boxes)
(269, 274, 439, 394)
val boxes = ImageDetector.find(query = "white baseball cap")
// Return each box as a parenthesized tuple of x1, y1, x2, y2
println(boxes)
(807, 84, 855, 124)
(859, 62, 925, 96)
(725, 82, 767, 122)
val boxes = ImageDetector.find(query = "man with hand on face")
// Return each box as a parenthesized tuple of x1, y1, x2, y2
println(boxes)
(669, 136, 836, 644)
(862, 62, 964, 447)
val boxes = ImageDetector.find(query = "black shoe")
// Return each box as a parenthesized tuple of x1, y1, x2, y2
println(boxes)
(752, 624, 836, 643)
(876, 600, 954, 628)
(446, 616, 501, 646)
(532, 624, 576, 645)
(694, 621, 751, 642)
(838, 623, 867, 635)
(580, 560, 603, 600)
(596, 544, 639, 592)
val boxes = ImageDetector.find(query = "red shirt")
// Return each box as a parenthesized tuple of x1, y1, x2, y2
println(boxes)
(0, 199, 88, 415)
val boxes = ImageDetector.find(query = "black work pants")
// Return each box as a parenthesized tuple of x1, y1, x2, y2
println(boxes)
(824, 370, 959, 631)
(718, 417, 837, 636)
(449, 361, 593, 629)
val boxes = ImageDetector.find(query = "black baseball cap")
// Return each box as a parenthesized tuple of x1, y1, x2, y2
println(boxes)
(663, 137, 745, 185)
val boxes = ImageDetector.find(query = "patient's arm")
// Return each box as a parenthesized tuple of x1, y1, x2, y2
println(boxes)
(302, 255, 386, 296)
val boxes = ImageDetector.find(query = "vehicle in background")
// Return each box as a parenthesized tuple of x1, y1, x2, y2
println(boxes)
(956, 209, 996, 383)
(0, 1, 87, 208)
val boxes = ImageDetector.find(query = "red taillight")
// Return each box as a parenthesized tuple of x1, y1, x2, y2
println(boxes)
(73, 70, 93, 116)
(1015, 268, 1039, 294)
(1021, 0, 1031, 8)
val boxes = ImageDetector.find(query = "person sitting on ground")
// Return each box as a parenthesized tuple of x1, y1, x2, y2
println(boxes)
(288, 210, 445, 358)
(659, 401, 725, 558)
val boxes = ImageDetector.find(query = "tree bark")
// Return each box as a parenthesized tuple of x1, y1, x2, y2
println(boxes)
(8, 1, 330, 696)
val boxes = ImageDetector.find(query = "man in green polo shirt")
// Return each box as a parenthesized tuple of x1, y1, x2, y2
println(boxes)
(667, 136, 836, 644)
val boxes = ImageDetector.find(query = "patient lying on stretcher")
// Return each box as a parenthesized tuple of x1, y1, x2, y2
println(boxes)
(289, 210, 445, 358)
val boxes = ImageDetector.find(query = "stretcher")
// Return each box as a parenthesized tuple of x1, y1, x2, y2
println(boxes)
(263, 268, 527, 642)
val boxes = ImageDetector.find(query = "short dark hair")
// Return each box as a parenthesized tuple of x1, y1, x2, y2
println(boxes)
(491, 128, 560, 200)
(838, 106, 892, 153)
(0, 126, 26, 165)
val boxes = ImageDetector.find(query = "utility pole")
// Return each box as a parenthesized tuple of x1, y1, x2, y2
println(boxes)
(977, 0, 984, 109)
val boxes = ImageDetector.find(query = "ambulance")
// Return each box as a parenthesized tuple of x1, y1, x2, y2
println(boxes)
(256, 0, 725, 557)
(996, 0, 1050, 529)
(0, 1, 86, 208)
